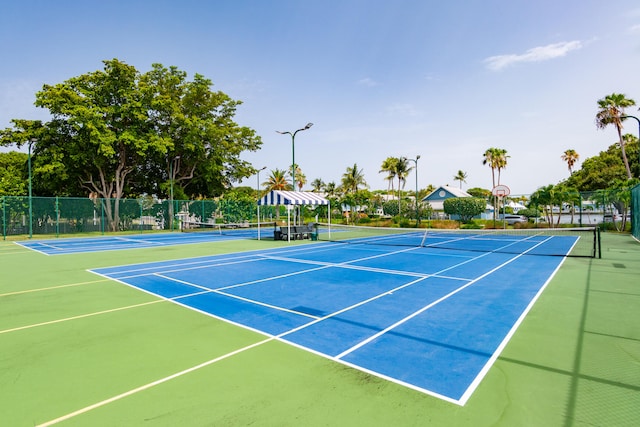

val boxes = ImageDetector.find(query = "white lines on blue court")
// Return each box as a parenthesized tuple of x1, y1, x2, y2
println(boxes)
(90, 237, 568, 405)
(15, 232, 254, 255)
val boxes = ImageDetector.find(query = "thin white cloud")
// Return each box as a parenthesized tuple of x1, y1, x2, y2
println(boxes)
(628, 23, 640, 33)
(386, 103, 421, 117)
(484, 41, 583, 71)
(357, 77, 379, 87)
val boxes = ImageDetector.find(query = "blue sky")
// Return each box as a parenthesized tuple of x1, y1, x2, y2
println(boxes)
(1, 0, 639, 195)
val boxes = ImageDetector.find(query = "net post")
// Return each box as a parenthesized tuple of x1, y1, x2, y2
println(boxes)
(419, 229, 429, 247)
(597, 227, 602, 258)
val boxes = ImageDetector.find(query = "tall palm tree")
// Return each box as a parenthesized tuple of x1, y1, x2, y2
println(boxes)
(483, 148, 509, 220)
(263, 168, 292, 220)
(341, 164, 367, 223)
(263, 168, 292, 191)
(289, 164, 306, 191)
(561, 149, 580, 175)
(311, 178, 324, 192)
(394, 157, 413, 214)
(324, 181, 337, 197)
(483, 148, 509, 187)
(495, 149, 509, 185)
(453, 170, 468, 189)
(595, 93, 636, 179)
(483, 148, 499, 189)
(341, 163, 367, 193)
(379, 157, 397, 194)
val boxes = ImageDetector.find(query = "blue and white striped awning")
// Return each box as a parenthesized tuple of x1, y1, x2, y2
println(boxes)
(258, 190, 329, 206)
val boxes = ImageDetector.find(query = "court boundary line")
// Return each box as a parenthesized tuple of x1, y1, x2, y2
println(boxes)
(0, 278, 110, 298)
(458, 255, 568, 405)
(0, 300, 164, 335)
(35, 336, 276, 427)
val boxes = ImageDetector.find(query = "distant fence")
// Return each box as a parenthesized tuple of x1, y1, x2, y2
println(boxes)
(1, 188, 635, 239)
(0, 196, 281, 239)
(632, 184, 640, 241)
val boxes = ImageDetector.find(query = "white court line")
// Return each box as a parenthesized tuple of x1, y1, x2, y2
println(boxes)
(458, 253, 568, 405)
(0, 300, 163, 335)
(333, 234, 557, 405)
(0, 279, 109, 298)
(36, 337, 275, 427)
(14, 241, 52, 256)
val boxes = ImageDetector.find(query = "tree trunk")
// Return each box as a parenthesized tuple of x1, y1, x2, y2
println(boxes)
(617, 126, 633, 179)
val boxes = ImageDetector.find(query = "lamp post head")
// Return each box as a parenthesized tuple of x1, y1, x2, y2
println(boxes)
(304, 122, 313, 130)
(416, 154, 421, 161)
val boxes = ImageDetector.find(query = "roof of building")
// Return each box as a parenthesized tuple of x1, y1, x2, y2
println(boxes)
(257, 190, 329, 206)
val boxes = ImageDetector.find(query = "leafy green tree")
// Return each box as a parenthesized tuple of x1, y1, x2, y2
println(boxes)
(443, 198, 485, 222)
(1, 59, 261, 231)
(529, 184, 564, 225)
(139, 64, 261, 198)
(0, 151, 28, 196)
(467, 187, 492, 199)
(595, 93, 636, 179)
(565, 137, 638, 191)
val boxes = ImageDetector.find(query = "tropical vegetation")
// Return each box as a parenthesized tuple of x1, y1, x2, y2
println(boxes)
(1, 67, 639, 235)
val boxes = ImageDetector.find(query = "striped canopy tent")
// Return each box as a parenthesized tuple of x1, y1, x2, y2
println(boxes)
(258, 190, 329, 206)
(258, 190, 331, 240)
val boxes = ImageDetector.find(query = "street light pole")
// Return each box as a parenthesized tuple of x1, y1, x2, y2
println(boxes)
(404, 155, 421, 225)
(276, 122, 313, 192)
(256, 166, 266, 240)
(621, 115, 640, 178)
(277, 123, 313, 226)
(28, 138, 36, 239)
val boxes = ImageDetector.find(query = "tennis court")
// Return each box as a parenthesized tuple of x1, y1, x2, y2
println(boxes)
(90, 227, 586, 404)
(16, 222, 276, 255)
(2, 227, 638, 426)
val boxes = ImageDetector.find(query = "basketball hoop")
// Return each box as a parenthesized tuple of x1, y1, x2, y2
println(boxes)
(492, 184, 510, 199)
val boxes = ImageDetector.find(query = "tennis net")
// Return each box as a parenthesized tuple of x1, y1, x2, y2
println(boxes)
(316, 223, 601, 258)
(181, 221, 276, 238)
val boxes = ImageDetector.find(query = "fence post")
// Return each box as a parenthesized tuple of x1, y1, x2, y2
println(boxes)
(578, 192, 582, 227)
(55, 196, 60, 237)
(2, 197, 5, 240)
(101, 199, 105, 235)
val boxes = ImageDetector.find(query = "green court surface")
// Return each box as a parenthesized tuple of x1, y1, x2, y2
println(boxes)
(0, 234, 638, 426)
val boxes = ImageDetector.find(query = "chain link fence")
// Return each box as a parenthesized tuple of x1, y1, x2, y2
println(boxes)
(1, 187, 635, 239)
(0, 196, 281, 239)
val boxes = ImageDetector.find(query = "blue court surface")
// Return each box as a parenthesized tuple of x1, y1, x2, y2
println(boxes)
(15, 229, 265, 255)
(90, 234, 574, 405)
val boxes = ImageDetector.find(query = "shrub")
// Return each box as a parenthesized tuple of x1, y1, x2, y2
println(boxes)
(443, 198, 486, 222)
